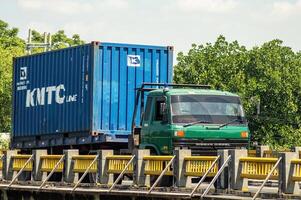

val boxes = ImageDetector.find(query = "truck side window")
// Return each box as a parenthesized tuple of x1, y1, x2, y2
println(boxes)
(154, 98, 166, 121)
(144, 97, 152, 121)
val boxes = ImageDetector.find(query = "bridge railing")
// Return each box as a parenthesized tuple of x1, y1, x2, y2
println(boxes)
(291, 159, 301, 181)
(240, 157, 279, 180)
(106, 155, 134, 174)
(9, 154, 34, 186)
(143, 156, 173, 176)
(2, 146, 301, 197)
(184, 156, 218, 177)
(40, 155, 64, 173)
(72, 155, 97, 173)
(12, 154, 33, 172)
(0, 153, 4, 178)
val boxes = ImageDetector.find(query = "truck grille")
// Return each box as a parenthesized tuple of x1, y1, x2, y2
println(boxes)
(173, 138, 248, 156)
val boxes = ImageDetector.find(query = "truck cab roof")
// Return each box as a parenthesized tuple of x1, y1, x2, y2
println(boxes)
(148, 88, 239, 97)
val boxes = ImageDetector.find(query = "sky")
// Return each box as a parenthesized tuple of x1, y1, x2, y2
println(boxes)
(0, 0, 300, 58)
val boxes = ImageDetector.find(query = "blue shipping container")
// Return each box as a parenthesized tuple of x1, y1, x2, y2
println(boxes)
(12, 42, 173, 149)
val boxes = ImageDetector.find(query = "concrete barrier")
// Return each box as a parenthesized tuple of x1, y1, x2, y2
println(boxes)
(33, 149, 47, 181)
(98, 150, 114, 185)
(64, 149, 78, 183)
(3, 150, 18, 180)
(174, 149, 191, 188)
(133, 149, 150, 187)
(229, 149, 248, 191)
(279, 152, 301, 195)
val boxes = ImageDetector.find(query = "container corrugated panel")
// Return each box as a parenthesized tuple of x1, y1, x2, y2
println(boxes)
(12, 42, 173, 149)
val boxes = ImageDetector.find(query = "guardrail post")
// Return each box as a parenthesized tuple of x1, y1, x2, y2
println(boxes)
(133, 149, 150, 187)
(256, 145, 269, 157)
(217, 149, 228, 189)
(33, 149, 47, 181)
(292, 147, 301, 157)
(3, 150, 18, 180)
(64, 149, 78, 183)
(278, 152, 300, 195)
(174, 149, 191, 188)
(98, 150, 114, 185)
(229, 149, 248, 191)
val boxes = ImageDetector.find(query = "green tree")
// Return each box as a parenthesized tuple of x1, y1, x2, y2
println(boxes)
(0, 20, 25, 49)
(0, 20, 24, 132)
(175, 36, 301, 148)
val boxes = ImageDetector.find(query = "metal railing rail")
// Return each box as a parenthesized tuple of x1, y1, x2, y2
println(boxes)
(248, 150, 257, 157)
(109, 155, 136, 192)
(291, 159, 301, 181)
(240, 157, 278, 180)
(200, 155, 231, 199)
(39, 155, 65, 189)
(8, 154, 34, 187)
(72, 154, 99, 192)
(107, 155, 134, 174)
(251, 157, 282, 200)
(73, 155, 98, 173)
(147, 155, 176, 194)
(143, 156, 174, 176)
(40, 155, 64, 172)
(190, 155, 220, 197)
(0, 154, 4, 170)
(184, 156, 219, 177)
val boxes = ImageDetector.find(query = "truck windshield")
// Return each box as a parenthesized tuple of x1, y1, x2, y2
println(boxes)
(171, 95, 246, 125)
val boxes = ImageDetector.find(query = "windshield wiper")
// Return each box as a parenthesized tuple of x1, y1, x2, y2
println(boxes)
(217, 118, 243, 129)
(183, 120, 211, 127)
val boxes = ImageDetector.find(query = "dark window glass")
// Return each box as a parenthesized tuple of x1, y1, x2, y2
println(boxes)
(171, 95, 246, 124)
(144, 97, 152, 121)
(154, 98, 166, 121)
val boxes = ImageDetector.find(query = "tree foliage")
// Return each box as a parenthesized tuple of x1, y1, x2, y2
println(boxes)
(31, 29, 84, 51)
(0, 20, 24, 133)
(0, 19, 84, 134)
(175, 35, 301, 148)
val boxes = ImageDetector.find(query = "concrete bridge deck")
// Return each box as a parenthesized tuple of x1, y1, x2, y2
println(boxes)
(0, 181, 288, 200)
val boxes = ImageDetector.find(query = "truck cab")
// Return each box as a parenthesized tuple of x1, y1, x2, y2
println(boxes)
(132, 83, 250, 155)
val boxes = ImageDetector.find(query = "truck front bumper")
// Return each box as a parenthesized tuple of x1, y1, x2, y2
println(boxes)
(173, 138, 249, 155)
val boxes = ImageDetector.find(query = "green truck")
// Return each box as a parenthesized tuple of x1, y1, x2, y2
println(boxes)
(131, 83, 250, 155)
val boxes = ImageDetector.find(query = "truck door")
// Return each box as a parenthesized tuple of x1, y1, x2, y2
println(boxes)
(140, 96, 153, 146)
(148, 96, 171, 154)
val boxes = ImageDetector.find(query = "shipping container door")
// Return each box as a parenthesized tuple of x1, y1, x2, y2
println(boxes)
(13, 45, 92, 138)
